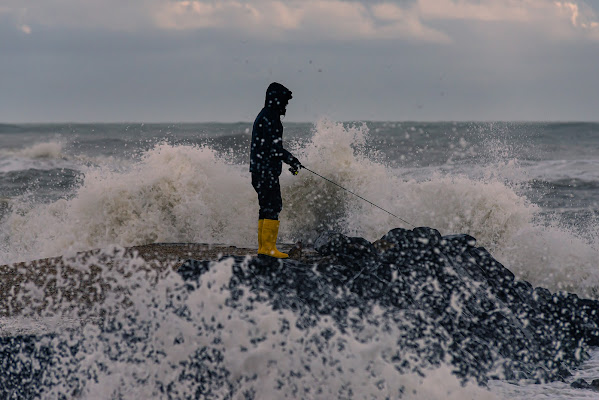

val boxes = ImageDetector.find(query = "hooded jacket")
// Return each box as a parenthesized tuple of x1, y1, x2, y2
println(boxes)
(249, 82, 296, 177)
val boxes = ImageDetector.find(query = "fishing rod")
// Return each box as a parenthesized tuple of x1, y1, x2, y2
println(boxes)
(297, 166, 416, 229)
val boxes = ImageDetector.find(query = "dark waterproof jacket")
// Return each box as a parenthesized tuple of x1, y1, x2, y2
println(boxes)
(249, 83, 295, 177)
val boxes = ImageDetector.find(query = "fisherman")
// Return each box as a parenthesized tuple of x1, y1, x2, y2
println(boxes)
(250, 82, 302, 258)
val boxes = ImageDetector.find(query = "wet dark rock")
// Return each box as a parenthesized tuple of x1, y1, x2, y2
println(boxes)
(0, 335, 56, 399)
(571, 378, 590, 389)
(569, 377, 599, 390)
(179, 227, 599, 386)
(571, 377, 599, 391)
(412, 226, 443, 245)
(314, 231, 378, 263)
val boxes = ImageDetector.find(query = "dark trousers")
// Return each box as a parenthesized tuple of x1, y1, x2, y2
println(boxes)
(252, 173, 282, 220)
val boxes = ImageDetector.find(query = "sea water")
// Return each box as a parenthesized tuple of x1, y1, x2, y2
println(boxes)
(1, 120, 598, 398)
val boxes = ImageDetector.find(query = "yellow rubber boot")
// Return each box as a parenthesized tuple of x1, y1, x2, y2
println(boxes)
(257, 219, 264, 254)
(259, 219, 288, 258)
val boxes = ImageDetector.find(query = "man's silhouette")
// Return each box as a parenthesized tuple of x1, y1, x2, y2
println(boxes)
(250, 82, 302, 258)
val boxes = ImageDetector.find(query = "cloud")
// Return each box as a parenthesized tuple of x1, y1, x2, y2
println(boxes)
(418, 0, 599, 39)
(152, 0, 450, 42)
(0, 0, 159, 32)
(0, 5, 32, 34)
(418, 0, 532, 22)
(1, 0, 598, 42)
(152, 0, 599, 42)
(556, 1, 599, 35)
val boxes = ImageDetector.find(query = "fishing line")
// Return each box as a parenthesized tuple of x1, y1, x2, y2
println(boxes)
(301, 166, 417, 229)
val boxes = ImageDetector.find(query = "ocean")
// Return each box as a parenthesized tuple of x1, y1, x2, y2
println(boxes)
(1, 120, 599, 398)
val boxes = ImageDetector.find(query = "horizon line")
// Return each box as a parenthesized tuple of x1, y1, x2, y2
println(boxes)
(3, 120, 599, 125)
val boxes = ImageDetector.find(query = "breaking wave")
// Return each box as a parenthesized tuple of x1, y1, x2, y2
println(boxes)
(0, 140, 69, 173)
(1, 119, 599, 296)
(17, 140, 66, 159)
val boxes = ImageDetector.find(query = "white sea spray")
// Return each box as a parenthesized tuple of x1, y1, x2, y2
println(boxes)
(0, 143, 257, 263)
(1, 119, 599, 296)
(10, 252, 497, 400)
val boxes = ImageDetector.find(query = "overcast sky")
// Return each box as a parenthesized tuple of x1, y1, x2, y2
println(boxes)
(1, 0, 598, 122)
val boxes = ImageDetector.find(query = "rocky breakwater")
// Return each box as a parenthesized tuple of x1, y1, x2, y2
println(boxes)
(3, 227, 599, 398)
(179, 227, 599, 386)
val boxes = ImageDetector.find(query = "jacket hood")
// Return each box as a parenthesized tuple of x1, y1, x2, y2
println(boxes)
(264, 82, 293, 112)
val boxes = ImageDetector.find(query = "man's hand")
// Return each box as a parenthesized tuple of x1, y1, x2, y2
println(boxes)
(289, 156, 303, 175)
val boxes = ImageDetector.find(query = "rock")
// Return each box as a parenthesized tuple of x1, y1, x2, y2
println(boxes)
(571, 378, 590, 389)
(372, 239, 396, 253)
(379, 227, 412, 245)
(177, 259, 211, 281)
(0, 335, 55, 399)
(442, 234, 477, 248)
(182, 227, 599, 385)
(314, 231, 377, 261)
(412, 226, 443, 245)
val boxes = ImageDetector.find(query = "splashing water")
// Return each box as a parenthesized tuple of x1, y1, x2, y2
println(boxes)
(17, 140, 66, 160)
(0, 143, 257, 263)
(1, 120, 599, 296)
(285, 119, 599, 296)
(0, 140, 68, 174)
(12, 252, 498, 400)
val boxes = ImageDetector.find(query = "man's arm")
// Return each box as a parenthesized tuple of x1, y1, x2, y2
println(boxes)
(273, 132, 301, 170)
